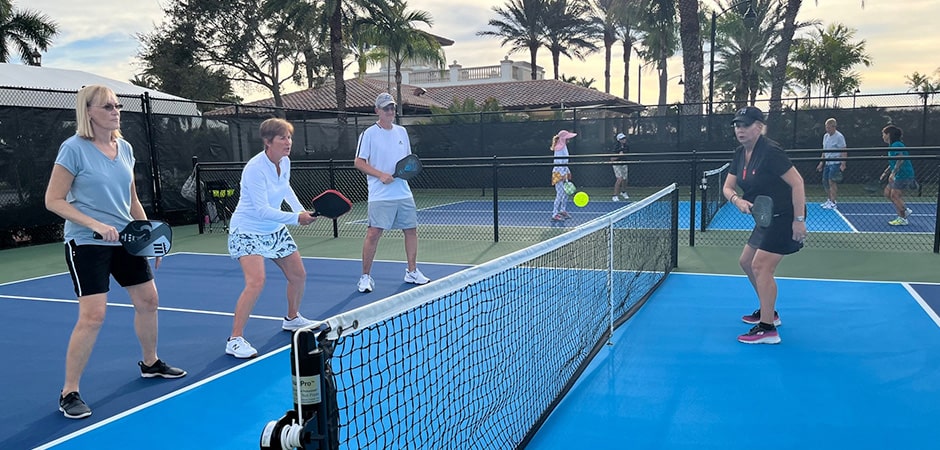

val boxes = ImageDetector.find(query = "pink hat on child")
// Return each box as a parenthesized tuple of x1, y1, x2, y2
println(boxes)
(556, 130, 577, 140)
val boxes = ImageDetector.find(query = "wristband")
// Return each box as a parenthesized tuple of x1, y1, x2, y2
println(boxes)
(794, 216, 805, 222)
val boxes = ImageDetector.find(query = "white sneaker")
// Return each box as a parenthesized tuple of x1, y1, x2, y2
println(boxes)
(282, 314, 317, 331)
(225, 336, 257, 359)
(905, 207, 913, 218)
(611, 196, 620, 202)
(357, 274, 374, 293)
(620, 192, 629, 200)
(404, 268, 430, 285)
(821, 200, 833, 209)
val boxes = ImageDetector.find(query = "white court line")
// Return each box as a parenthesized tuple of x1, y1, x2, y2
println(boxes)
(0, 294, 282, 321)
(33, 343, 292, 450)
(905, 282, 940, 329)
(832, 208, 860, 232)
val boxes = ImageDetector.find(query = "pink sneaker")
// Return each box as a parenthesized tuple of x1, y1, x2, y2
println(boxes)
(551, 214, 565, 221)
(741, 309, 781, 326)
(738, 325, 781, 344)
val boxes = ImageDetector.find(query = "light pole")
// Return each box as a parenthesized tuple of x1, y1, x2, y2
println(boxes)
(708, 1, 757, 117)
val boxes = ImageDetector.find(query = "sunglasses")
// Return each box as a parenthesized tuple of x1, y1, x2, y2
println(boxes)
(95, 103, 124, 112)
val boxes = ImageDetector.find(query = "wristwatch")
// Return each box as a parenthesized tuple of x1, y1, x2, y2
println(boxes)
(794, 216, 805, 222)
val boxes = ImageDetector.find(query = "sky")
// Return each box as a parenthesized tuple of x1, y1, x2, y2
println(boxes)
(24, 0, 940, 104)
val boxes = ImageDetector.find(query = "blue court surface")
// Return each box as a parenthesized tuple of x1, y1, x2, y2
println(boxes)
(707, 201, 936, 233)
(351, 200, 936, 233)
(0, 253, 467, 450)
(5, 261, 940, 449)
(527, 273, 940, 450)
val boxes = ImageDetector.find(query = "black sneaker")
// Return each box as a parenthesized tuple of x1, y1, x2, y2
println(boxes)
(139, 359, 187, 379)
(741, 309, 781, 327)
(59, 391, 92, 419)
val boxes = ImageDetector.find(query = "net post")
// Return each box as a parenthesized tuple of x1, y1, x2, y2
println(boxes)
(671, 186, 679, 268)
(328, 159, 339, 238)
(259, 327, 339, 450)
(193, 156, 204, 234)
(492, 155, 500, 243)
(689, 150, 699, 246)
(933, 161, 939, 254)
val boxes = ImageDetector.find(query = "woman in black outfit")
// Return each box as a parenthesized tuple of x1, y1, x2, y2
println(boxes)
(722, 106, 807, 345)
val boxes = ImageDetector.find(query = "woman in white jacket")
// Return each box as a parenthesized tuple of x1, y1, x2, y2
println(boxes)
(224, 118, 318, 358)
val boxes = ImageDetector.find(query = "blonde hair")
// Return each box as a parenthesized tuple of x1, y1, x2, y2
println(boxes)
(260, 118, 294, 148)
(550, 135, 560, 151)
(825, 118, 837, 127)
(75, 85, 122, 140)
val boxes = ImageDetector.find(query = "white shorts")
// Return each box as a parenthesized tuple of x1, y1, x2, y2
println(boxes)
(612, 164, 629, 179)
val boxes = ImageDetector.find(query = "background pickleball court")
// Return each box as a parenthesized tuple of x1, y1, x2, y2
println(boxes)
(385, 199, 936, 232)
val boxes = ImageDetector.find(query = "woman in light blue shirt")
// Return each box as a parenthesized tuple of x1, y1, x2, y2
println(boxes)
(225, 118, 317, 358)
(45, 85, 186, 420)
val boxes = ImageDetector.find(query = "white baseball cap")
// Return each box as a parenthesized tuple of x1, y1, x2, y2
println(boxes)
(616, 133, 626, 140)
(375, 93, 395, 108)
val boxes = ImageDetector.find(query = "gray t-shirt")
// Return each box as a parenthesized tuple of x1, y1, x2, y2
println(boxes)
(54, 134, 135, 246)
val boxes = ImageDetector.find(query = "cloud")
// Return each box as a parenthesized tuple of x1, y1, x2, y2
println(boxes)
(24, 0, 940, 102)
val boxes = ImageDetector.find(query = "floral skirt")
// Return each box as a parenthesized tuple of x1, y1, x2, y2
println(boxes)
(228, 226, 297, 260)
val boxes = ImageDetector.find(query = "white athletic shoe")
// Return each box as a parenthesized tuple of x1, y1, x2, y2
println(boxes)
(404, 268, 430, 285)
(357, 274, 374, 293)
(821, 200, 834, 209)
(282, 314, 317, 331)
(620, 192, 629, 200)
(611, 196, 620, 201)
(225, 336, 258, 359)
(905, 207, 913, 218)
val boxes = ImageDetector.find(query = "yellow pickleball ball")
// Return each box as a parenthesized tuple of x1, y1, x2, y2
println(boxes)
(573, 191, 589, 207)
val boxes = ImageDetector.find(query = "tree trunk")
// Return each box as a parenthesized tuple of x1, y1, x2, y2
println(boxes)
(529, 45, 539, 80)
(604, 38, 612, 94)
(328, 0, 348, 158)
(622, 40, 632, 101)
(768, 0, 802, 128)
(552, 49, 561, 80)
(677, 0, 703, 110)
(677, 0, 703, 145)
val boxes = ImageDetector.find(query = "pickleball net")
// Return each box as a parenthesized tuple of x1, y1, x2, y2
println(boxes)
(305, 184, 679, 449)
(700, 162, 730, 231)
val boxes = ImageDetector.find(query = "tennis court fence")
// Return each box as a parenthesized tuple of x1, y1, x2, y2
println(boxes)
(261, 184, 679, 450)
(191, 149, 940, 253)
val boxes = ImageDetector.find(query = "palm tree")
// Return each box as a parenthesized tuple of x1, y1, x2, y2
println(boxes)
(905, 70, 940, 102)
(767, 0, 867, 125)
(588, 0, 622, 94)
(478, 0, 549, 81)
(613, 1, 645, 101)
(785, 23, 869, 106)
(815, 23, 870, 99)
(637, 0, 679, 109)
(787, 37, 820, 99)
(719, 0, 780, 108)
(540, 0, 598, 80)
(358, 1, 444, 116)
(0, 0, 58, 64)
